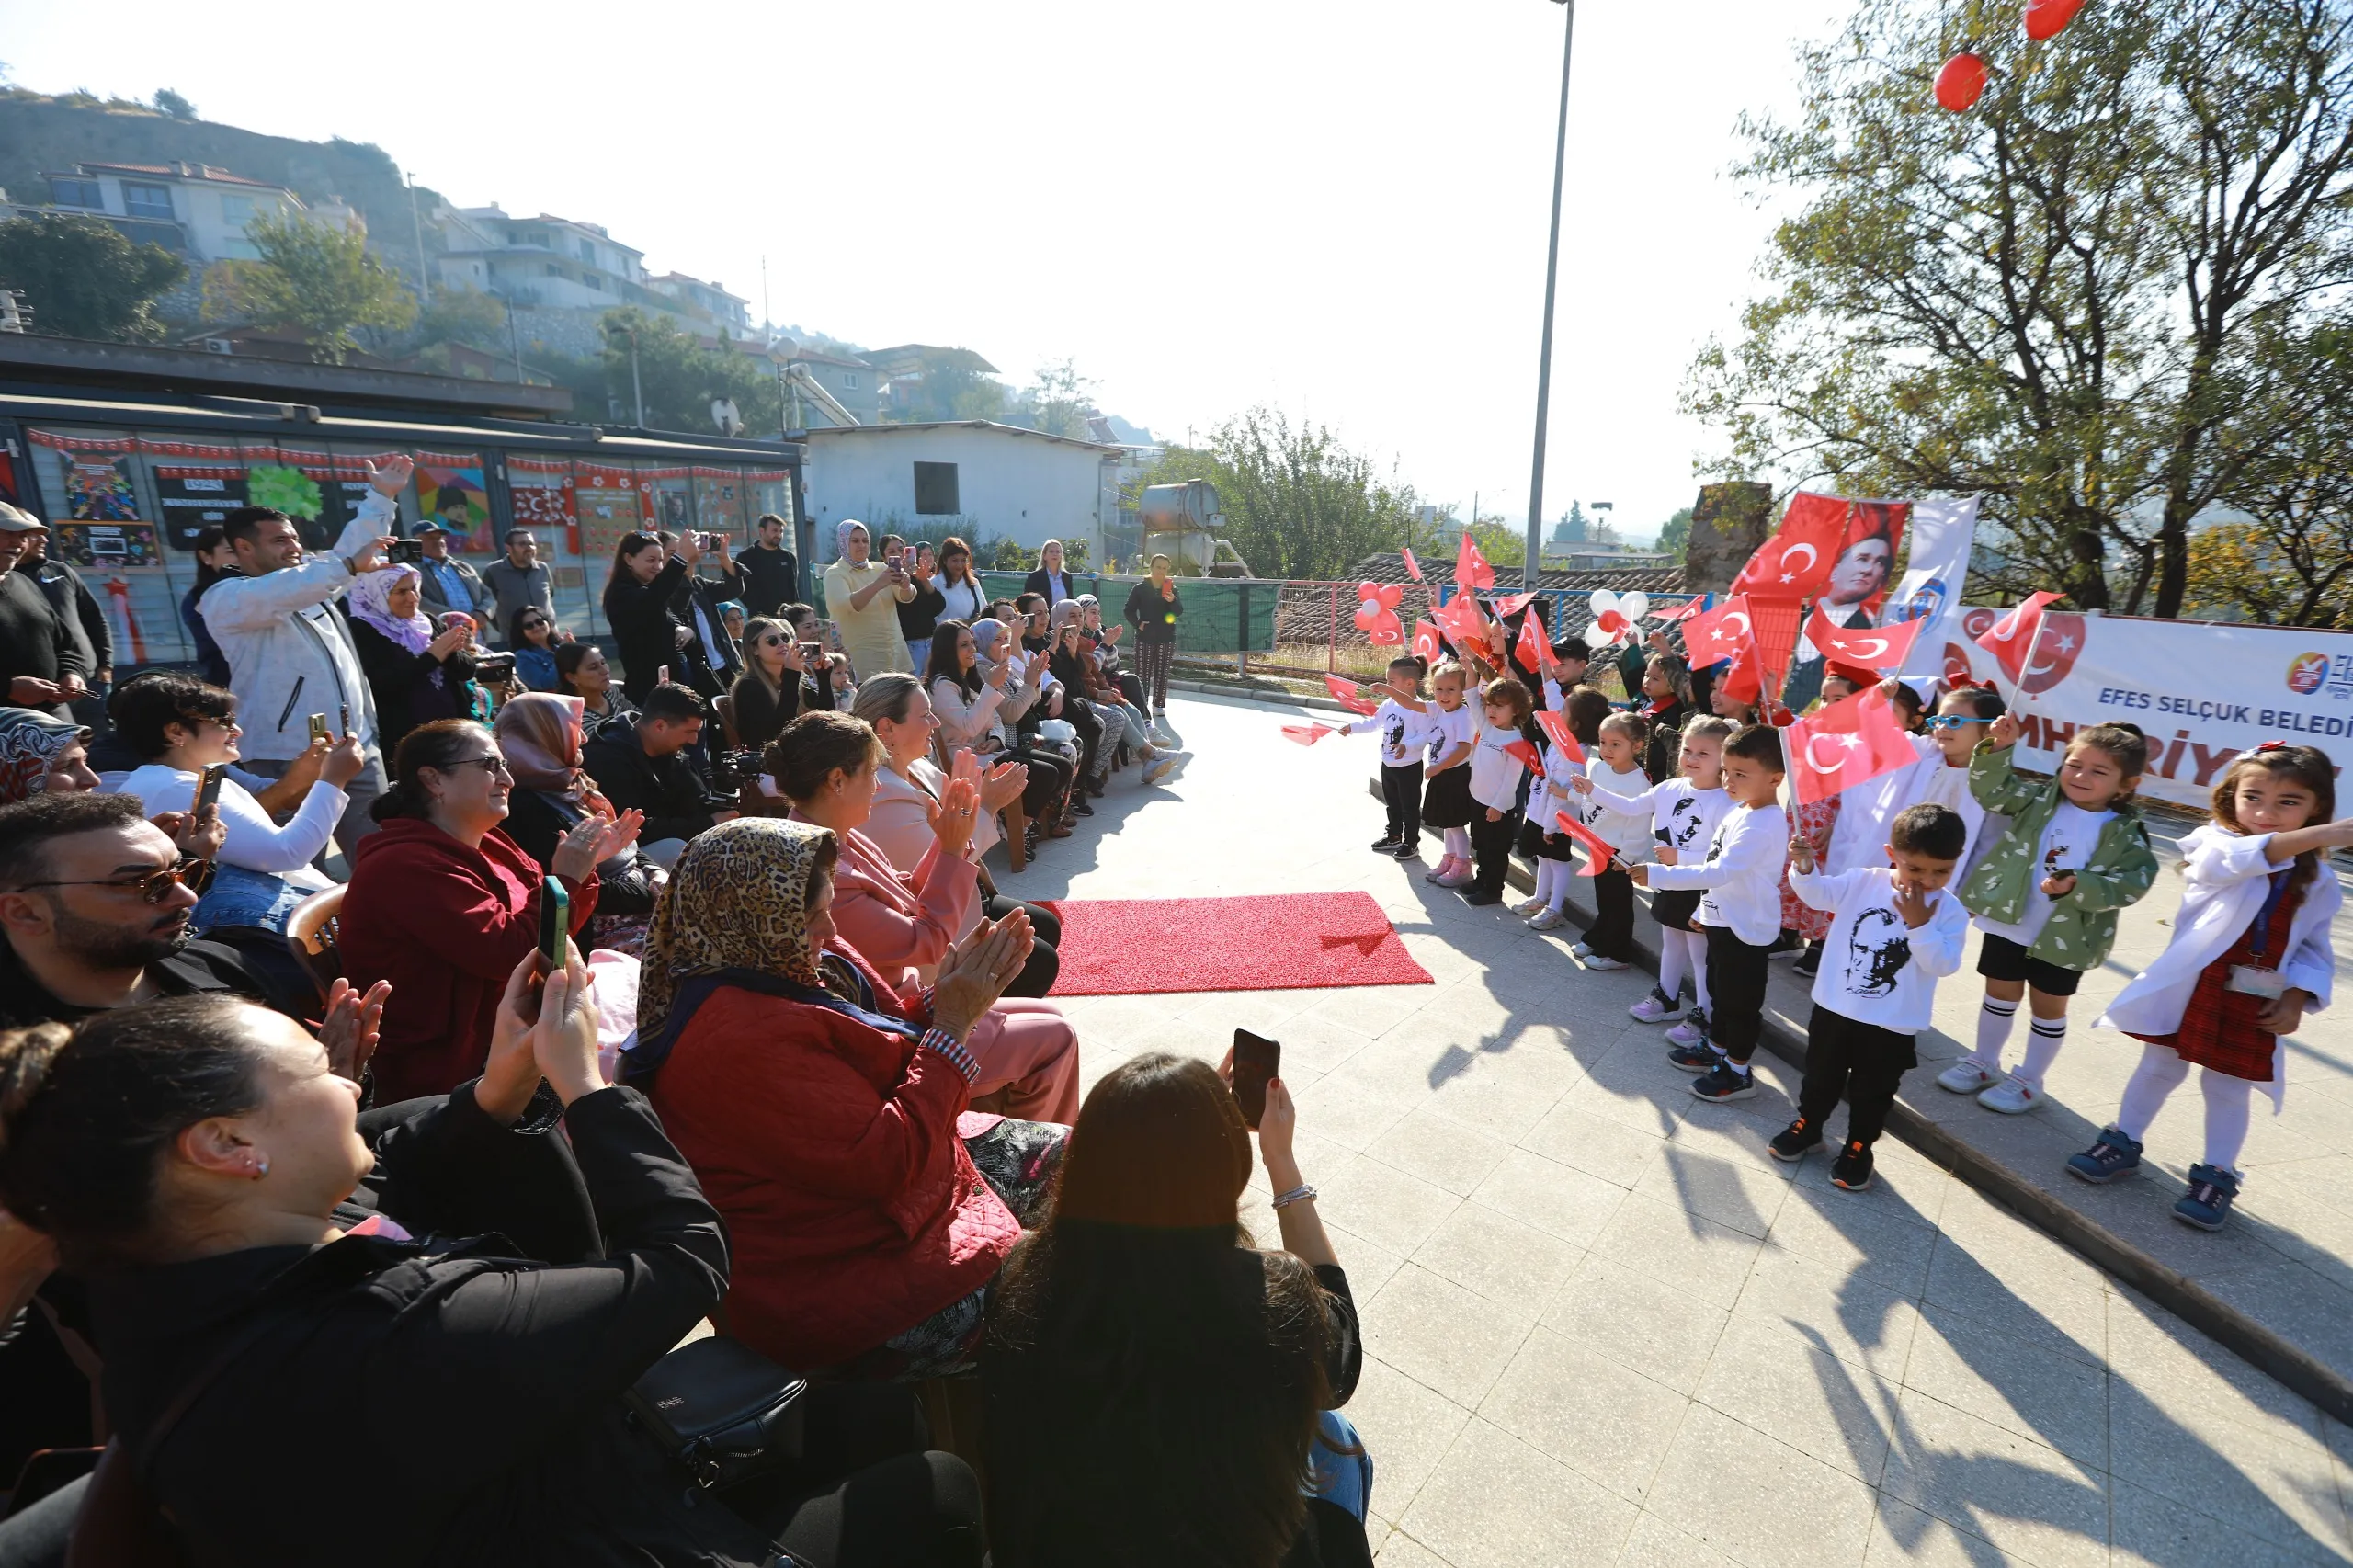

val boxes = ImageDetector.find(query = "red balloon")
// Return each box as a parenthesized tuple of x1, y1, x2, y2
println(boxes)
(1936, 52, 1989, 112)
(2024, 0, 2086, 41)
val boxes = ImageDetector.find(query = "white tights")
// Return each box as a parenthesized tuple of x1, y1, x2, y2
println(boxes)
(1443, 827, 1472, 862)
(1656, 928, 1711, 1012)
(1531, 859, 1570, 911)
(2114, 1043, 2255, 1172)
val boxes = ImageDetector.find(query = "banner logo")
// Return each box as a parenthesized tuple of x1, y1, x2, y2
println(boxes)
(2288, 653, 2329, 696)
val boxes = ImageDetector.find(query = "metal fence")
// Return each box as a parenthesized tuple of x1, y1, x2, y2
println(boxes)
(1243, 580, 1705, 688)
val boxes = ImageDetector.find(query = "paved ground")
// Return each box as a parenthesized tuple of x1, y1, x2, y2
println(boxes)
(1007, 691, 2353, 1567)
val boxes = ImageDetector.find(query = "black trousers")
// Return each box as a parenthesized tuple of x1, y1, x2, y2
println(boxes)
(1587, 866, 1637, 960)
(983, 892, 1062, 997)
(1470, 806, 1521, 897)
(1003, 744, 1070, 817)
(1797, 1006, 1919, 1147)
(1381, 761, 1424, 841)
(1704, 922, 1774, 1064)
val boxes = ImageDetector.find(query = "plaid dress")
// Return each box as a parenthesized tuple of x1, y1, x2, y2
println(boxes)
(1779, 794, 1842, 941)
(2126, 881, 2304, 1082)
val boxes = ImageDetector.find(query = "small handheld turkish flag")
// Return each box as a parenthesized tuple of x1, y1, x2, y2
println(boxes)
(1552, 810, 1617, 877)
(1534, 708, 1585, 763)
(1731, 492, 1847, 602)
(1504, 738, 1543, 775)
(1413, 618, 1444, 665)
(1281, 723, 1336, 745)
(1974, 592, 2063, 683)
(1514, 612, 1549, 673)
(1436, 592, 1488, 653)
(1805, 604, 1922, 673)
(1679, 595, 1756, 671)
(1495, 591, 1537, 617)
(1400, 547, 1424, 583)
(1324, 675, 1379, 716)
(1786, 687, 1920, 805)
(1454, 532, 1496, 592)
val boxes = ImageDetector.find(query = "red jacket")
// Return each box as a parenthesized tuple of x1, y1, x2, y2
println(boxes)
(648, 946, 1017, 1371)
(340, 819, 597, 1104)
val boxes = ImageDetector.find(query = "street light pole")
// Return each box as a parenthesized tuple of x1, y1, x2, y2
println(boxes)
(1523, 0, 1576, 592)
(628, 328, 645, 427)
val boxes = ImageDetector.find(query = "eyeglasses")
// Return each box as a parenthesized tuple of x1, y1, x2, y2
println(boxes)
(1923, 714, 1984, 731)
(437, 754, 513, 778)
(13, 857, 216, 903)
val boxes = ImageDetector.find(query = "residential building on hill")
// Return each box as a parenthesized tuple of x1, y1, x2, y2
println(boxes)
(783, 346, 881, 427)
(8, 160, 308, 262)
(430, 203, 754, 358)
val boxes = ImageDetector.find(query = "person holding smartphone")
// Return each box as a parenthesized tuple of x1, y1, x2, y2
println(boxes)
(821, 520, 915, 678)
(893, 539, 947, 677)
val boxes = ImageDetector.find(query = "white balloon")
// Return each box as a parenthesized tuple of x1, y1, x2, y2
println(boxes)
(1587, 588, 1619, 618)
(1620, 591, 1650, 624)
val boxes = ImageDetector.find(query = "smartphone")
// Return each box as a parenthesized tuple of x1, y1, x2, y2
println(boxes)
(389, 538, 423, 565)
(1231, 1029, 1281, 1130)
(337, 702, 351, 737)
(540, 874, 570, 976)
(194, 762, 227, 818)
(307, 713, 330, 747)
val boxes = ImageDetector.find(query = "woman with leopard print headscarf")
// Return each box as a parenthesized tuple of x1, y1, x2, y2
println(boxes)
(630, 817, 1072, 1379)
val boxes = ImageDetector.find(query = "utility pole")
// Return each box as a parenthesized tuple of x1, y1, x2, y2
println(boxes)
(1523, 0, 1576, 591)
(628, 328, 645, 427)
(404, 170, 429, 309)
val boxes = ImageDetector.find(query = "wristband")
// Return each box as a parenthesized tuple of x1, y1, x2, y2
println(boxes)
(1271, 1183, 1319, 1210)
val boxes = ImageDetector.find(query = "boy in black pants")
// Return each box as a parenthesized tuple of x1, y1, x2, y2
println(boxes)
(1631, 723, 1789, 1101)
(1774, 802, 1972, 1189)
(1462, 676, 1535, 906)
(1347, 655, 1433, 859)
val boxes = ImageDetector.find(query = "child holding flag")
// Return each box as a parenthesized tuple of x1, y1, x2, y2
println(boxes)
(1347, 654, 1435, 860)
(1419, 662, 1480, 887)
(1460, 676, 1536, 907)
(1577, 714, 1736, 1029)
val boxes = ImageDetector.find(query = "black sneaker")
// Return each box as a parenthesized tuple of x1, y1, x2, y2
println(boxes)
(1793, 943, 1823, 979)
(1459, 887, 1503, 906)
(1371, 834, 1402, 852)
(1073, 799, 1095, 817)
(1769, 1118, 1823, 1162)
(1391, 840, 1423, 861)
(1691, 1061, 1757, 1103)
(1830, 1140, 1874, 1190)
(1768, 929, 1802, 959)
(1667, 1041, 1721, 1073)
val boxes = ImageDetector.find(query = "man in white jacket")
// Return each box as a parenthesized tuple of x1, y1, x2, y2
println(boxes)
(198, 455, 407, 853)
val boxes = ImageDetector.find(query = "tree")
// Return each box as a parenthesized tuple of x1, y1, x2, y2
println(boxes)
(153, 88, 196, 119)
(1127, 409, 1436, 582)
(415, 285, 507, 352)
(896, 348, 1006, 424)
(1683, 0, 2353, 617)
(0, 214, 184, 342)
(1657, 506, 1693, 556)
(595, 308, 782, 435)
(208, 210, 415, 362)
(1553, 502, 1587, 544)
(1009, 358, 1096, 439)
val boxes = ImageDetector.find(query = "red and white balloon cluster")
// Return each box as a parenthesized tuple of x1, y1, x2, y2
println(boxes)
(1937, 0, 2086, 113)
(1586, 589, 1650, 648)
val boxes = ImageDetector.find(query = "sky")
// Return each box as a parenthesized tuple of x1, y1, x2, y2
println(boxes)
(0, 0, 1853, 542)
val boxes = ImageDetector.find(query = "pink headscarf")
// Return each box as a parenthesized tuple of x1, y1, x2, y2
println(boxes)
(347, 564, 434, 654)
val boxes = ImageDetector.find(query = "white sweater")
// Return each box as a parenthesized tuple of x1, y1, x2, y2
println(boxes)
(1466, 716, 1528, 812)
(113, 765, 340, 889)
(1790, 866, 1970, 1034)
(1592, 778, 1730, 869)
(1648, 801, 1789, 945)
(1570, 759, 1655, 863)
(1347, 699, 1435, 770)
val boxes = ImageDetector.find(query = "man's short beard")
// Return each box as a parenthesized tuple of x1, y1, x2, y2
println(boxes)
(51, 905, 189, 970)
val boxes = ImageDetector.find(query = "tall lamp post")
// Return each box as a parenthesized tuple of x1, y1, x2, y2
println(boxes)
(1523, 0, 1576, 592)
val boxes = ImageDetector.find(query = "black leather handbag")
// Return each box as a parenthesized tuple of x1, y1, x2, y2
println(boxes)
(624, 1336, 810, 1490)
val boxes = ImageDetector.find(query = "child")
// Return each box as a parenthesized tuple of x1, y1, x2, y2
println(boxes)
(1632, 722, 1789, 1101)
(1348, 655, 1434, 860)
(1461, 676, 1536, 906)
(1635, 653, 1692, 782)
(1513, 686, 1602, 927)
(1581, 715, 1735, 1028)
(1936, 716, 2159, 1113)
(1915, 683, 2001, 876)
(1419, 662, 1480, 887)
(1568, 709, 1655, 968)
(1793, 678, 1937, 977)
(1532, 635, 1594, 714)
(2072, 744, 2350, 1229)
(1776, 801, 1973, 1190)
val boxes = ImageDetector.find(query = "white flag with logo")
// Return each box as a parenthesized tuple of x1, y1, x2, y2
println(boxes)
(1885, 496, 1979, 679)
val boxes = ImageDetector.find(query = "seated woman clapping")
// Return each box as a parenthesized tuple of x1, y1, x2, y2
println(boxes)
(631, 819, 1072, 1379)
(0, 961, 985, 1566)
(494, 692, 668, 952)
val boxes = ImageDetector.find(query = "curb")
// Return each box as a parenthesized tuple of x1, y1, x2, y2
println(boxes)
(1168, 676, 1354, 716)
(1365, 778, 2353, 1425)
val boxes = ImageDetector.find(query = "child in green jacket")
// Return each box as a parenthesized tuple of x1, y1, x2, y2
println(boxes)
(1935, 715, 2159, 1114)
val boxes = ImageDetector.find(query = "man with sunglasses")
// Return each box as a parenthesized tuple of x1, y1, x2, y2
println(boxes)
(0, 791, 266, 1028)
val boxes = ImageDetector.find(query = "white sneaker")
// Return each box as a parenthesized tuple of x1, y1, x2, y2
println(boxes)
(1977, 1075, 2045, 1115)
(1528, 906, 1566, 930)
(1581, 954, 1630, 971)
(1143, 756, 1180, 786)
(1936, 1060, 2001, 1096)
(1630, 990, 1688, 1024)
(1509, 896, 1547, 916)
(1568, 941, 1592, 960)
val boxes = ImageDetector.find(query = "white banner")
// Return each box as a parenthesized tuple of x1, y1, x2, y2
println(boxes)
(1889, 496, 1979, 680)
(1941, 608, 2353, 809)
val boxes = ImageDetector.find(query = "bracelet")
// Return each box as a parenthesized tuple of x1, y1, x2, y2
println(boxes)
(1271, 1183, 1319, 1210)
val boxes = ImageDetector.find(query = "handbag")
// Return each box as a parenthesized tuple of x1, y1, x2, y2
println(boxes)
(623, 1335, 809, 1490)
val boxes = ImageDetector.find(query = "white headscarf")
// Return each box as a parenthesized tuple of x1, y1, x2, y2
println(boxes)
(347, 564, 434, 655)
(835, 519, 868, 561)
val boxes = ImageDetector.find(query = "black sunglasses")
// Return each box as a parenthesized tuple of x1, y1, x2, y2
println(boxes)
(14, 857, 216, 903)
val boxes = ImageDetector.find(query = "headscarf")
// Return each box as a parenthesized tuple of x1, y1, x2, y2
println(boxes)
(969, 618, 1007, 664)
(347, 563, 434, 655)
(630, 818, 920, 1080)
(493, 692, 608, 812)
(1049, 598, 1085, 634)
(0, 707, 87, 804)
(835, 519, 869, 560)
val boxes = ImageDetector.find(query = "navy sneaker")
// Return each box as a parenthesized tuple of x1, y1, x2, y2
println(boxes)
(2065, 1127, 2144, 1184)
(1769, 1118, 1822, 1162)
(1371, 834, 1402, 852)
(2175, 1164, 2241, 1231)
(1667, 1041, 1721, 1073)
(1459, 887, 1503, 906)
(1691, 1061, 1757, 1103)
(1391, 839, 1423, 861)
(1830, 1140, 1875, 1191)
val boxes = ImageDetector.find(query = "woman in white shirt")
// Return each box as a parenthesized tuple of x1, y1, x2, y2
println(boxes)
(925, 619, 1072, 868)
(106, 672, 366, 933)
(935, 534, 990, 624)
(852, 673, 1062, 994)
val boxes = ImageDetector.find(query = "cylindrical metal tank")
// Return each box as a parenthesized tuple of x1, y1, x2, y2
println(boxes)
(1138, 480, 1221, 532)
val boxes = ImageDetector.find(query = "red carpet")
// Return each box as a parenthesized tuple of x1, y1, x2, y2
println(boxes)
(1040, 892, 1433, 996)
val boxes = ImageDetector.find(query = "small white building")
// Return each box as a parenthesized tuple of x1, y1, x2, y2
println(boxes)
(800, 421, 1123, 561)
(25, 161, 307, 262)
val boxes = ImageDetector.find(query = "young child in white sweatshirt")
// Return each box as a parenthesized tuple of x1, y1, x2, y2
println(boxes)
(1570, 710, 1657, 969)
(1632, 722, 1788, 1103)
(1776, 801, 1972, 1191)
(1349, 654, 1435, 861)
(1580, 714, 1735, 1029)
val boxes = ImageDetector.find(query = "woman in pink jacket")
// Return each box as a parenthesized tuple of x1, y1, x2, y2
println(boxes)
(768, 709, 1080, 1121)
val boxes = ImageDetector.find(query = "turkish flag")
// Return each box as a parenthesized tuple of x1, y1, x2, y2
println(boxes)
(1804, 604, 1922, 672)
(1717, 640, 1764, 705)
(1786, 687, 1920, 804)
(1504, 738, 1543, 775)
(1436, 592, 1489, 653)
(1552, 811, 1617, 877)
(1731, 491, 1847, 602)
(1281, 723, 1336, 745)
(1400, 547, 1424, 583)
(1974, 592, 2064, 684)
(1750, 597, 1803, 699)
(1324, 675, 1379, 716)
(1680, 595, 1756, 670)
(1653, 597, 1708, 626)
(1412, 618, 1444, 665)
(1454, 532, 1496, 592)
(1514, 611, 1550, 673)
(1495, 591, 1538, 617)
(1534, 708, 1585, 763)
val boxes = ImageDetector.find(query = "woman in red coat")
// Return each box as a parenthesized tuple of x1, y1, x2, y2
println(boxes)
(340, 718, 638, 1103)
(631, 817, 1068, 1379)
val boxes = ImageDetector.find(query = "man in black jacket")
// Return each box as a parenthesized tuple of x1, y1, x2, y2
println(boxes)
(581, 682, 737, 859)
(734, 511, 799, 616)
(18, 530, 111, 729)
(0, 506, 86, 720)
